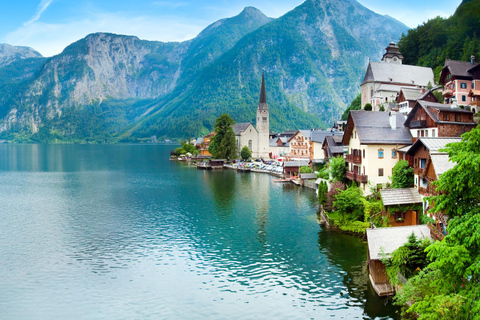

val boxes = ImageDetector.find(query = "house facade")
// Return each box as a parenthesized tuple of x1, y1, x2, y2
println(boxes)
(439, 57, 480, 113)
(406, 137, 461, 195)
(288, 130, 312, 158)
(404, 100, 475, 141)
(343, 111, 412, 194)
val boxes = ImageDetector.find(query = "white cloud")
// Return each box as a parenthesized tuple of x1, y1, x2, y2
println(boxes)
(153, 1, 188, 9)
(3, 12, 209, 57)
(26, 0, 54, 25)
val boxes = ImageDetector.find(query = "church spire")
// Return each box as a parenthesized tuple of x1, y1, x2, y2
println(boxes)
(259, 71, 267, 104)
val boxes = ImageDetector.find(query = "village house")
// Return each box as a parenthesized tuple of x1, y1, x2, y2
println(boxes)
(439, 57, 480, 113)
(288, 130, 312, 158)
(322, 134, 345, 162)
(380, 188, 423, 226)
(404, 100, 475, 141)
(397, 88, 437, 115)
(343, 111, 412, 195)
(405, 137, 461, 195)
(366, 225, 432, 296)
(309, 130, 344, 165)
(361, 42, 434, 111)
(269, 136, 290, 159)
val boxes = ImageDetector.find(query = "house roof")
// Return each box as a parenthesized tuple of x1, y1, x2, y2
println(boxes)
(283, 160, 309, 167)
(404, 100, 475, 127)
(343, 111, 412, 145)
(400, 87, 423, 101)
(406, 137, 462, 156)
(362, 61, 434, 87)
(430, 154, 456, 178)
(232, 122, 254, 135)
(439, 60, 480, 84)
(288, 130, 312, 142)
(396, 145, 412, 153)
(380, 188, 423, 206)
(310, 130, 343, 144)
(366, 225, 431, 260)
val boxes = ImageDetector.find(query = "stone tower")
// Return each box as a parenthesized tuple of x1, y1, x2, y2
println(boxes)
(256, 72, 270, 159)
(381, 41, 404, 64)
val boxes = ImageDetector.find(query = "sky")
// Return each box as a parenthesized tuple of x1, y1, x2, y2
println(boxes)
(0, 0, 462, 57)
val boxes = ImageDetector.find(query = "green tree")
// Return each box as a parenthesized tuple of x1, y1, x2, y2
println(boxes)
(391, 160, 414, 188)
(318, 181, 328, 206)
(341, 94, 361, 120)
(299, 166, 314, 173)
(328, 156, 347, 184)
(394, 126, 480, 319)
(333, 186, 365, 223)
(208, 114, 237, 159)
(240, 145, 252, 161)
(364, 103, 373, 111)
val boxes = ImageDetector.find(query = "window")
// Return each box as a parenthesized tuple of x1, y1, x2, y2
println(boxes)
(443, 113, 449, 121)
(473, 82, 475, 89)
(425, 130, 429, 137)
(432, 129, 436, 137)
(417, 130, 420, 138)
(414, 158, 418, 167)
(420, 158, 427, 169)
(395, 211, 405, 222)
(354, 130, 357, 139)
(248, 140, 252, 150)
(378, 168, 384, 176)
(363, 149, 365, 159)
(455, 113, 462, 122)
(421, 130, 424, 137)
(378, 149, 384, 158)
(392, 149, 396, 158)
(462, 95, 466, 102)
(461, 82, 467, 89)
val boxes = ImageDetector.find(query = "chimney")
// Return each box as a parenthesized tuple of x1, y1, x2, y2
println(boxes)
(471, 55, 476, 65)
(389, 111, 397, 130)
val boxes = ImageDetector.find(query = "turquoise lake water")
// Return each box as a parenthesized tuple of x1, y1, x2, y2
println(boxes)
(0, 144, 398, 319)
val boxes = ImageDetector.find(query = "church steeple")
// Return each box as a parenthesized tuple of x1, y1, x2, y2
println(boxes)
(259, 72, 267, 104)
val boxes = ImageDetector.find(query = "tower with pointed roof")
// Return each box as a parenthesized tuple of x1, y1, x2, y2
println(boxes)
(256, 72, 270, 158)
(381, 41, 404, 64)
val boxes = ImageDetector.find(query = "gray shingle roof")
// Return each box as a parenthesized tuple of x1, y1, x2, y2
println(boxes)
(430, 154, 456, 178)
(444, 60, 479, 79)
(419, 137, 462, 153)
(362, 62, 434, 86)
(349, 111, 412, 145)
(405, 101, 475, 127)
(380, 188, 423, 206)
(367, 225, 431, 260)
(284, 160, 309, 167)
(400, 87, 423, 101)
(232, 123, 254, 134)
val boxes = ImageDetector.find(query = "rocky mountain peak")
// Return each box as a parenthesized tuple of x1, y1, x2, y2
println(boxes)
(0, 43, 42, 67)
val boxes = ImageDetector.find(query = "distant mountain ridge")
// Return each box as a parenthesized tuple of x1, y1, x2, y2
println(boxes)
(0, 0, 409, 142)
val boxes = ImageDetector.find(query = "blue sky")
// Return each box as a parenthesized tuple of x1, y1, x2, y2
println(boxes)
(0, 0, 462, 57)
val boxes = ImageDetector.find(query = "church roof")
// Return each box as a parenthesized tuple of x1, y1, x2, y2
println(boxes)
(232, 122, 254, 134)
(362, 62, 434, 87)
(258, 72, 268, 112)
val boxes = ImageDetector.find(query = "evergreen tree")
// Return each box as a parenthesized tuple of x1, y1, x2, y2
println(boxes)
(240, 145, 252, 161)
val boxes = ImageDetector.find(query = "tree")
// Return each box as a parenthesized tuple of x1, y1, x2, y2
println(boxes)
(341, 94, 361, 120)
(364, 103, 373, 111)
(325, 181, 345, 212)
(328, 156, 347, 184)
(379, 105, 385, 112)
(208, 114, 237, 159)
(240, 145, 252, 161)
(391, 160, 414, 188)
(333, 186, 365, 223)
(394, 126, 480, 319)
(299, 166, 314, 173)
(318, 181, 328, 206)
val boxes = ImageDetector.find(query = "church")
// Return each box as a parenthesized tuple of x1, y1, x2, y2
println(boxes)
(232, 73, 270, 159)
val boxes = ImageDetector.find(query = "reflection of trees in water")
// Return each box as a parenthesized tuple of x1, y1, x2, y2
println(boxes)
(209, 170, 237, 218)
(317, 228, 399, 319)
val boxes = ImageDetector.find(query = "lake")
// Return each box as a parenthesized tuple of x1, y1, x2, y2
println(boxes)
(0, 144, 398, 319)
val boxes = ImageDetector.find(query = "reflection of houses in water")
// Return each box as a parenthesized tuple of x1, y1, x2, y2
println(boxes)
(249, 173, 270, 244)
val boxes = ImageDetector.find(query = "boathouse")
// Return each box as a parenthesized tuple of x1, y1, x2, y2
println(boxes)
(380, 188, 423, 226)
(366, 225, 431, 296)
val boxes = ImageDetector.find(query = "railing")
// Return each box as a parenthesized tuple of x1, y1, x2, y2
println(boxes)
(346, 171, 368, 184)
(346, 154, 362, 164)
(410, 120, 427, 128)
(414, 167, 426, 176)
(442, 88, 453, 97)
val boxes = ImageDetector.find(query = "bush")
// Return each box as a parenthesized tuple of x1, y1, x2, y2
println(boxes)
(333, 186, 365, 223)
(240, 145, 252, 161)
(364, 103, 373, 111)
(391, 160, 414, 188)
(318, 181, 328, 206)
(316, 167, 329, 179)
(299, 166, 314, 173)
(325, 181, 345, 211)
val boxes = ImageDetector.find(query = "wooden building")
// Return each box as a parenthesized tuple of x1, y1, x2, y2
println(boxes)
(406, 138, 461, 195)
(404, 100, 475, 142)
(380, 188, 423, 226)
(283, 160, 309, 178)
(366, 225, 431, 296)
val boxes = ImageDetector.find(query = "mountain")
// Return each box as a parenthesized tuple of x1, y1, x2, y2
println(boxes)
(0, 44, 42, 67)
(0, 0, 408, 142)
(398, 0, 480, 81)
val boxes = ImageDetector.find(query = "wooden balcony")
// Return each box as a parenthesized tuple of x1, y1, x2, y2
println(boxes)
(346, 171, 368, 184)
(443, 88, 453, 97)
(414, 167, 426, 177)
(346, 154, 362, 164)
(410, 120, 427, 128)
